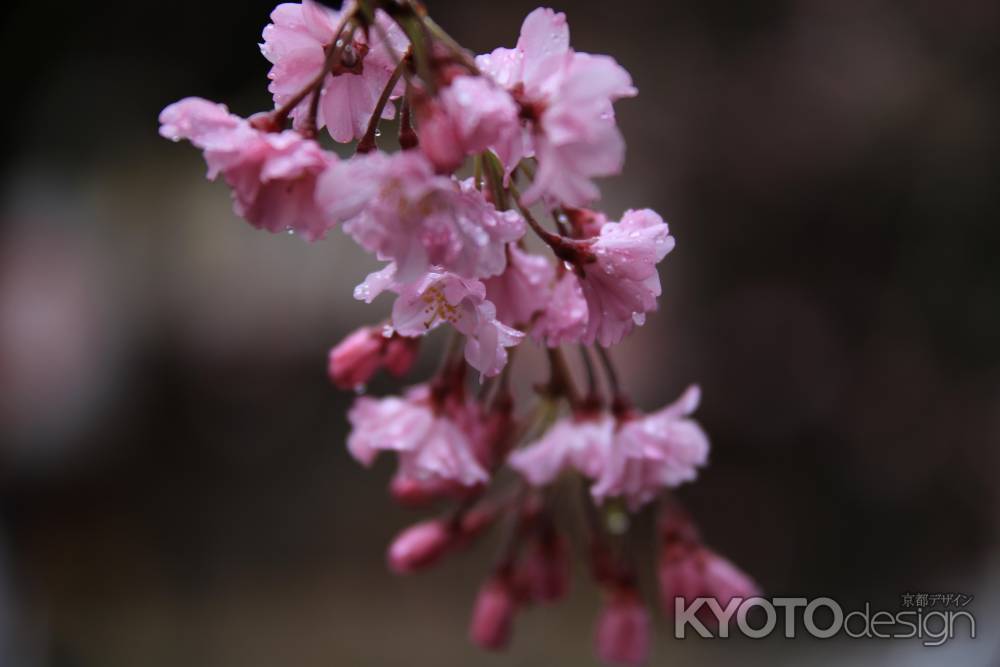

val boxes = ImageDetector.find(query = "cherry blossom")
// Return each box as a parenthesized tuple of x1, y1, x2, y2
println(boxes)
(261, 1, 408, 142)
(483, 245, 556, 327)
(416, 75, 522, 174)
(354, 263, 524, 379)
(347, 384, 488, 487)
(476, 8, 637, 206)
(160, 4, 752, 663)
(159, 97, 334, 240)
(591, 385, 709, 510)
(531, 270, 589, 347)
(579, 208, 675, 347)
(317, 151, 525, 281)
(327, 325, 419, 389)
(508, 411, 614, 486)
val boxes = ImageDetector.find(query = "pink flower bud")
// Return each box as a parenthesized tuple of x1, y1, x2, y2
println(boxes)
(514, 534, 571, 604)
(416, 99, 467, 174)
(658, 542, 759, 624)
(383, 334, 420, 377)
(656, 542, 704, 613)
(469, 576, 517, 651)
(701, 549, 760, 608)
(595, 590, 650, 666)
(387, 520, 453, 574)
(388, 474, 477, 507)
(456, 505, 498, 541)
(328, 327, 383, 390)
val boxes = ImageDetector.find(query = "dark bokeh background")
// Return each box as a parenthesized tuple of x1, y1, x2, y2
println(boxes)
(1, 1, 999, 665)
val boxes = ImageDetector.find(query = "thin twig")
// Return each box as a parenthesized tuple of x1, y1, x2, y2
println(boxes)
(579, 346, 599, 402)
(595, 345, 626, 406)
(546, 347, 582, 407)
(420, 14, 480, 74)
(356, 55, 408, 153)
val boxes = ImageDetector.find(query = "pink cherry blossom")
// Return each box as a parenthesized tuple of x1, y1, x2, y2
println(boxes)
(346, 384, 488, 486)
(354, 264, 524, 379)
(483, 245, 555, 327)
(159, 97, 334, 240)
(261, 1, 408, 142)
(417, 75, 521, 174)
(476, 8, 637, 206)
(327, 326, 382, 389)
(531, 270, 589, 347)
(579, 208, 675, 347)
(327, 325, 419, 389)
(594, 589, 650, 667)
(592, 385, 709, 510)
(508, 411, 614, 486)
(317, 151, 525, 281)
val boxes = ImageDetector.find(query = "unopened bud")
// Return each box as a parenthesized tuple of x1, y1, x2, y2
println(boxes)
(594, 589, 650, 666)
(388, 474, 471, 507)
(387, 520, 453, 574)
(469, 576, 517, 651)
(328, 327, 383, 390)
(514, 533, 570, 604)
(383, 334, 420, 377)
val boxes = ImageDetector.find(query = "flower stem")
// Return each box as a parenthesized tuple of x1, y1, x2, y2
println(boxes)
(595, 345, 629, 411)
(420, 13, 480, 75)
(507, 182, 561, 247)
(545, 347, 582, 407)
(357, 55, 408, 154)
(398, 93, 418, 149)
(579, 346, 600, 403)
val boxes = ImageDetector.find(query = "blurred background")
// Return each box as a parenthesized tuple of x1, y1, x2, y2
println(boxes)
(1, 0, 999, 664)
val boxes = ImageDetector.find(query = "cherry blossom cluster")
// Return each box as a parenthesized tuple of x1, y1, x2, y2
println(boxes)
(160, 2, 757, 664)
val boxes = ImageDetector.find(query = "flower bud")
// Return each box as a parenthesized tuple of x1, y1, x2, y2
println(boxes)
(383, 334, 420, 377)
(387, 520, 453, 574)
(328, 327, 383, 390)
(657, 542, 759, 624)
(469, 576, 517, 651)
(514, 533, 571, 604)
(594, 589, 650, 666)
(656, 541, 703, 614)
(457, 504, 498, 541)
(388, 474, 476, 507)
(700, 549, 760, 609)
